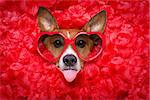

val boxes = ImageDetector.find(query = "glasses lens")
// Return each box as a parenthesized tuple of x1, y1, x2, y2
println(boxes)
(75, 34, 102, 60)
(38, 34, 65, 62)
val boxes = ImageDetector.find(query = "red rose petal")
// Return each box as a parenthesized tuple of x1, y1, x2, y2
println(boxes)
(0, 0, 148, 99)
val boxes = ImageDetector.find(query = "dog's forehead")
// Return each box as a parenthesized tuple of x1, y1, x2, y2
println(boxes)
(59, 29, 80, 39)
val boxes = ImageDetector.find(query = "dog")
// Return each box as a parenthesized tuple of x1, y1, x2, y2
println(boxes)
(37, 7, 106, 82)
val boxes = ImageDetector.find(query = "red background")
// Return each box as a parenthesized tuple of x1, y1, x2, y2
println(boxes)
(0, 0, 149, 99)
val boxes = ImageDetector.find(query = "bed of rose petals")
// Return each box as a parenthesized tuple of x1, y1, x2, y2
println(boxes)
(0, 0, 149, 99)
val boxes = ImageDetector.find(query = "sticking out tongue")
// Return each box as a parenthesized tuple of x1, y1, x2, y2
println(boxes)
(62, 70, 78, 82)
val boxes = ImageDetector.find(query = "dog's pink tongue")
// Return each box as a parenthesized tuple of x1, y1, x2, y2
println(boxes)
(62, 70, 78, 82)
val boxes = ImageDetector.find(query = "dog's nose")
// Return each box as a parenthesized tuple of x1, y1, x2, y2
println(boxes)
(63, 55, 77, 66)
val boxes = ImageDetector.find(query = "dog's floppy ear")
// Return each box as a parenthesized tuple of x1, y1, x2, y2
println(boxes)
(38, 7, 59, 32)
(82, 10, 106, 33)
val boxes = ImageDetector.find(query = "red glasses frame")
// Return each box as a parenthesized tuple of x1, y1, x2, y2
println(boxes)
(35, 32, 105, 63)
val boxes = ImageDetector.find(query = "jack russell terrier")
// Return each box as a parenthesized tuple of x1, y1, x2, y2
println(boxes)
(36, 7, 106, 82)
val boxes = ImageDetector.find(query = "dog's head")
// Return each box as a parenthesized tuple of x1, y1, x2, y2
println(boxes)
(37, 7, 106, 82)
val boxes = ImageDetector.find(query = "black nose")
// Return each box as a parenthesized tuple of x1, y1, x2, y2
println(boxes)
(63, 55, 77, 66)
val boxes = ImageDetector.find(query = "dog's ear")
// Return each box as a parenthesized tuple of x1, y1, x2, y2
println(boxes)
(38, 7, 59, 31)
(82, 10, 106, 33)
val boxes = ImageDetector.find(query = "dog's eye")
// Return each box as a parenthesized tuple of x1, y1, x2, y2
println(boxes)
(76, 40, 86, 48)
(53, 40, 63, 48)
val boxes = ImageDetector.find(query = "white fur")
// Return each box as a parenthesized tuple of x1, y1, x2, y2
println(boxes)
(67, 31, 70, 39)
(58, 46, 81, 71)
